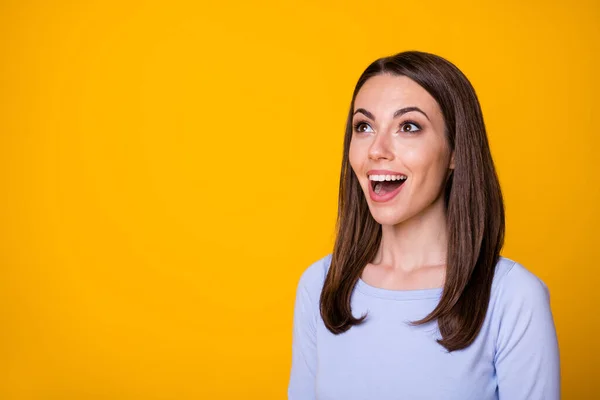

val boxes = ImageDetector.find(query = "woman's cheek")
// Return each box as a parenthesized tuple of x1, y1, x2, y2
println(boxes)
(349, 141, 367, 169)
(404, 141, 448, 172)
(400, 147, 426, 170)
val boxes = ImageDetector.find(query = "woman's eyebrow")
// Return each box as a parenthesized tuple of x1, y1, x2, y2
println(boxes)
(394, 106, 430, 121)
(353, 107, 430, 121)
(353, 108, 376, 120)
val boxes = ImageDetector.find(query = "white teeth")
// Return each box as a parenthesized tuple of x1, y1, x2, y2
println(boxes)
(368, 174, 407, 181)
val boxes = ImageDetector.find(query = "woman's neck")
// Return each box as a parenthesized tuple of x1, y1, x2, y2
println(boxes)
(373, 197, 448, 273)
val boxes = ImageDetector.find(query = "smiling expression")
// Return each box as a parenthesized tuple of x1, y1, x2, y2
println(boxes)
(349, 74, 455, 226)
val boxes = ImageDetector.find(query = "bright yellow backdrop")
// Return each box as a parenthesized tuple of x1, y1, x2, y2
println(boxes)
(0, 0, 598, 398)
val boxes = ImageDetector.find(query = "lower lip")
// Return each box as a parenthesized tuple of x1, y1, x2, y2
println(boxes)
(368, 180, 405, 203)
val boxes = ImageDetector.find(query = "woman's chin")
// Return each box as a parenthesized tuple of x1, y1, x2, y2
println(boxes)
(369, 210, 410, 227)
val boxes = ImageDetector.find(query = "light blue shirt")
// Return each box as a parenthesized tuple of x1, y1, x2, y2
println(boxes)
(288, 254, 560, 399)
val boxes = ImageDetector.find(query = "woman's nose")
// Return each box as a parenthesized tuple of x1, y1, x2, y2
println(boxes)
(368, 131, 394, 161)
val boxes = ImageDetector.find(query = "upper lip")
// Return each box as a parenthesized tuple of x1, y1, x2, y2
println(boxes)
(367, 169, 407, 177)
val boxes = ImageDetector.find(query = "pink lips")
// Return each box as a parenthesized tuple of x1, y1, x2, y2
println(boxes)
(367, 170, 407, 203)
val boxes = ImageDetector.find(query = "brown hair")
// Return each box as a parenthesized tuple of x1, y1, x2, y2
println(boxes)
(320, 51, 505, 352)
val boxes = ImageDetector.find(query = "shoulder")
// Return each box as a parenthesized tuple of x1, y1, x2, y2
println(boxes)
(488, 257, 559, 383)
(491, 256, 551, 302)
(297, 253, 332, 289)
(488, 256, 554, 334)
(295, 253, 332, 303)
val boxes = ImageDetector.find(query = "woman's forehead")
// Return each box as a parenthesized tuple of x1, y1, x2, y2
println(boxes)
(353, 74, 441, 118)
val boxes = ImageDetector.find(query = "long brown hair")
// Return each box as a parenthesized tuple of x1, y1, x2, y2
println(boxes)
(320, 51, 505, 352)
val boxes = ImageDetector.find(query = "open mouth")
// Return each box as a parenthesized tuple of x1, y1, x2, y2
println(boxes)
(369, 174, 407, 196)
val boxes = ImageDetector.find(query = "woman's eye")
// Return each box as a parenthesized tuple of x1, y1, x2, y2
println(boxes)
(354, 122, 373, 133)
(400, 122, 421, 133)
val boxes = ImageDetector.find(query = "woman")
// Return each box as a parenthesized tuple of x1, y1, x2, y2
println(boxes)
(288, 51, 560, 399)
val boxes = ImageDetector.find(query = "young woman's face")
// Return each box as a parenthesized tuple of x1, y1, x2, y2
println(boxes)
(349, 74, 454, 226)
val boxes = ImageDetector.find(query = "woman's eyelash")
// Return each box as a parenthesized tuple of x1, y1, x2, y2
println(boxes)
(353, 121, 370, 132)
(400, 120, 422, 132)
(352, 120, 422, 132)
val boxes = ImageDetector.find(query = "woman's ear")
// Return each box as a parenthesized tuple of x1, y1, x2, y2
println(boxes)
(449, 151, 455, 170)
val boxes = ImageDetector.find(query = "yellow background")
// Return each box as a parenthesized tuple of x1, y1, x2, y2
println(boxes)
(1, 0, 598, 398)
